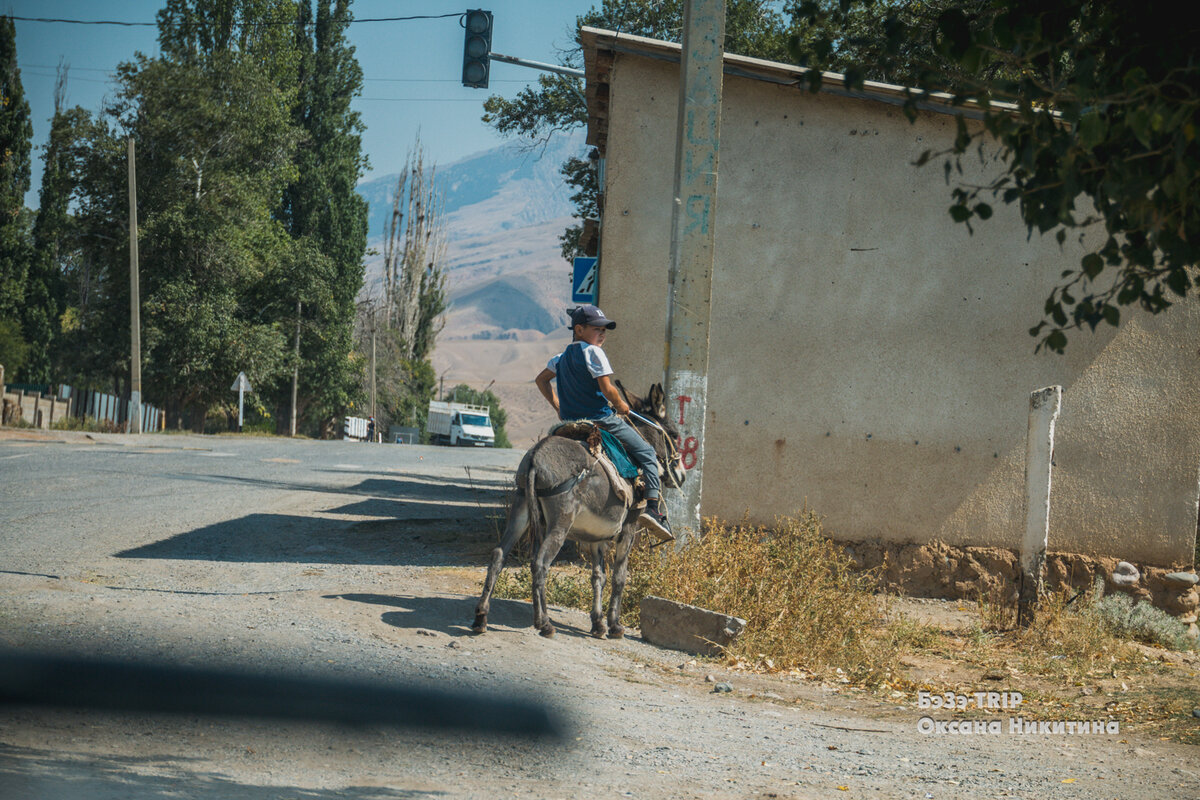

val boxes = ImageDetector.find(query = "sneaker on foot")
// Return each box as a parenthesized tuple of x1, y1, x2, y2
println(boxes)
(638, 504, 674, 542)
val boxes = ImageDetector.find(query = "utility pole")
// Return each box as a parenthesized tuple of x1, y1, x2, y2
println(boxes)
(663, 0, 726, 540)
(370, 311, 377, 422)
(290, 299, 301, 436)
(127, 137, 143, 434)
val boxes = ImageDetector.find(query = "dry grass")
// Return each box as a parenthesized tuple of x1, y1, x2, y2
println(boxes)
(1013, 586, 1139, 680)
(50, 415, 124, 433)
(486, 511, 1196, 740)
(631, 513, 894, 684)
(491, 511, 897, 686)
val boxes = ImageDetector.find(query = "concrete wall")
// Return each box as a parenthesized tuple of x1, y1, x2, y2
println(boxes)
(596, 54, 1200, 566)
(2, 389, 72, 429)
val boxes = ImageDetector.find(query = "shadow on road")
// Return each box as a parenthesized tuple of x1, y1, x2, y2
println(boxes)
(112, 468, 520, 568)
(115, 514, 504, 568)
(325, 593, 597, 641)
(171, 473, 511, 503)
(0, 742, 443, 800)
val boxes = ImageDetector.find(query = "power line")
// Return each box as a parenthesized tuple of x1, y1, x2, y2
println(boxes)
(6, 13, 465, 26)
(18, 64, 529, 84)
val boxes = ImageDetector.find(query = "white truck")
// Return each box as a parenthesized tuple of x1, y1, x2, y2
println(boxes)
(427, 401, 495, 447)
(343, 415, 370, 441)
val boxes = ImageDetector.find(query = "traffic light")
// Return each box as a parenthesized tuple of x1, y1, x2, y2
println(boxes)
(462, 10, 493, 89)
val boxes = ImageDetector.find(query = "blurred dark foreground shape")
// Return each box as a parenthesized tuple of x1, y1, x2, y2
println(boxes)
(0, 649, 563, 738)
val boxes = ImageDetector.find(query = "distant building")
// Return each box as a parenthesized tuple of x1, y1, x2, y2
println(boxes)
(581, 27, 1199, 567)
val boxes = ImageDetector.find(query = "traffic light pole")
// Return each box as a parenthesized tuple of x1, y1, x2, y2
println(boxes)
(460, 9, 584, 93)
(486, 52, 583, 79)
(487, 53, 584, 101)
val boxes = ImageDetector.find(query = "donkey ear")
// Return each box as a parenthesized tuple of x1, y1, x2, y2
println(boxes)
(614, 378, 636, 410)
(649, 383, 667, 419)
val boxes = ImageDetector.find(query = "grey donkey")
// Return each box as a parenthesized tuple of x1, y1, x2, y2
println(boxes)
(472, 382, 687, 639)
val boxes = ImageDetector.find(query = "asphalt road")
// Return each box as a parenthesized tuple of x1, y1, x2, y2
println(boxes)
(1, 429, 1197, 800)
(0, 431, 521, 583)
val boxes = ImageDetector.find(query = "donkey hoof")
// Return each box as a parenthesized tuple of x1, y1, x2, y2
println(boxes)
(607, 626, 625, 640)
(471, 615, 488, 633)
(590, 624, 608, 639)
(538, 624, 556, 638)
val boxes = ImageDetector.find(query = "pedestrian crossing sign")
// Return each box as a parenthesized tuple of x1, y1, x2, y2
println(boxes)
(572, 256, 598, 303)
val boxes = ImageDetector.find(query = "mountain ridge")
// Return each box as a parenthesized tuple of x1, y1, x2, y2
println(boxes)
(356, 131, 586, 443)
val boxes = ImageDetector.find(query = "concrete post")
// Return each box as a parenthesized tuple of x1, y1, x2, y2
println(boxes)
(290, 299, 301, 437)
(663, 0, 726, 541)
(1018, 385, 1062, 626)
(127, 137, 142, 434)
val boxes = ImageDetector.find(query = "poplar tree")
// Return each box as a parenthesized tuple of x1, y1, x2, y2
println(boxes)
(63, 0, 302, 426)
(276, 0, 369, 435)
(0, 15, 32, 353)
(24, 67, 79, 384)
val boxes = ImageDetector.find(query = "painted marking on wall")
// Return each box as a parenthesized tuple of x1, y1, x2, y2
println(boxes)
(677, 395, 692, 425)
(666, 370, 709, 533)
(684, 195, 711, 236)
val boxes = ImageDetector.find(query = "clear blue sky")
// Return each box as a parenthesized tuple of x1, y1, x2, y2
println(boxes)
(9, 0, 597, 207)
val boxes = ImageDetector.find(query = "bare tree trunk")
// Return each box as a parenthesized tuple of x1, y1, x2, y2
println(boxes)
(382, 138, 447, 362)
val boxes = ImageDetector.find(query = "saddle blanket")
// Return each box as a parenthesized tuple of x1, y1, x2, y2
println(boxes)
(598, 428, 639, 479)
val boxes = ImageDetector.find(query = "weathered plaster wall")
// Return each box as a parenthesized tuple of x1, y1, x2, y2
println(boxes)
(597, 54, 1200, 566)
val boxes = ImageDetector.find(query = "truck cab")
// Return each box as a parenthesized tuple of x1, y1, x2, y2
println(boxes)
(428, 401, 495, 447)
(452, 410, 494, 446)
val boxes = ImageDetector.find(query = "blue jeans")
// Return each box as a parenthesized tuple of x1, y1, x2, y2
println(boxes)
(595, 415, 660, 499)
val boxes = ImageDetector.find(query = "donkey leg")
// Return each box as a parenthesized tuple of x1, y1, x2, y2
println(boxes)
(586, 542, 609, 638)
(606, 523, 640, 639)
(473, 500, 529, 633)
(532, 520, 571, 638)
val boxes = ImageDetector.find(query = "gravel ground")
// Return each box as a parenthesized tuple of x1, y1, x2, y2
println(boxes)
(0, 430, 1197, 799)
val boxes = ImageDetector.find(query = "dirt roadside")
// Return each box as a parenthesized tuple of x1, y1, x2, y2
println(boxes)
(2, 555, 1198, 800)
(0, 432, 1197, 799)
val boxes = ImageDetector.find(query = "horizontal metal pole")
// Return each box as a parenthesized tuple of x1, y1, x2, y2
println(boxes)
(488, 51, 584, 78)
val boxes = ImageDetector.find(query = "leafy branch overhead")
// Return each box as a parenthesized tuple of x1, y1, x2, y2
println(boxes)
(789, 0, 1200, 353)
(485, 0, 1197, 354)
(481, 0, 792, 263)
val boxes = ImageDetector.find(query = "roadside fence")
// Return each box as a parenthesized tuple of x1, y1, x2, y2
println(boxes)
(1, 369, 164, 433)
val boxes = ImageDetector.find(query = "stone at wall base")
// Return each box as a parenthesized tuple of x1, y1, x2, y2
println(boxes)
(638, 596, 746, 657)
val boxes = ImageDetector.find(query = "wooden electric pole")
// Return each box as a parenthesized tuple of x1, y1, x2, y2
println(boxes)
(290, 299, 301, 436)
(663, 0, 726, 540)
(127, 137, 143, 434)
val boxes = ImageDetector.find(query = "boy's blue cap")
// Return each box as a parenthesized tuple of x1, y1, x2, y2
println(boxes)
(568, 305, 616, 330)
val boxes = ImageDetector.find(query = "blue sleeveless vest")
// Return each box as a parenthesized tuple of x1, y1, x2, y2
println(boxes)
(556, 343, 614, 421)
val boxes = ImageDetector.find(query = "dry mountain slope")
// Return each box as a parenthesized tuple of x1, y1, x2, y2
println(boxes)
(357, 133, 585, 444)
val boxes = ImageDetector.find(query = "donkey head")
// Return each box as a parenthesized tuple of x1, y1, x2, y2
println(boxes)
(615, 380, 687, 489)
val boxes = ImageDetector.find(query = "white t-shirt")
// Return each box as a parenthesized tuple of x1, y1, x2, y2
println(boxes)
(547, 342, 613, 379)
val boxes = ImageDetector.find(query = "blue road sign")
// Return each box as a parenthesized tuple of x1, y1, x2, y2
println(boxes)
(572, 257, 598, 303)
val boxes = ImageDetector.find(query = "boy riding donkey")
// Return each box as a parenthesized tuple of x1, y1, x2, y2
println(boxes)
(534, 304, 674, 541)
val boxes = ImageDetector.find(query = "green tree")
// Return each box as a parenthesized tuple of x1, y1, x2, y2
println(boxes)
(443, 383, 512, 449)
(0, 317, 28, 377)
(483, 0, 792, 261)
(121, 55, 298, 427)
(788, 0, 1200, 352)
(55, 109, 128, 391)
(60, 0, 305, 425)
(156, 0, 301, 87)
(0, 15, 32, 330)
(275, 0, 369, 436)
(23, 68, 80, 384)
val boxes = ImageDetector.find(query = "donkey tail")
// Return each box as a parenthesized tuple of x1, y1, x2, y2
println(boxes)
(525, 464, 542, 550)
